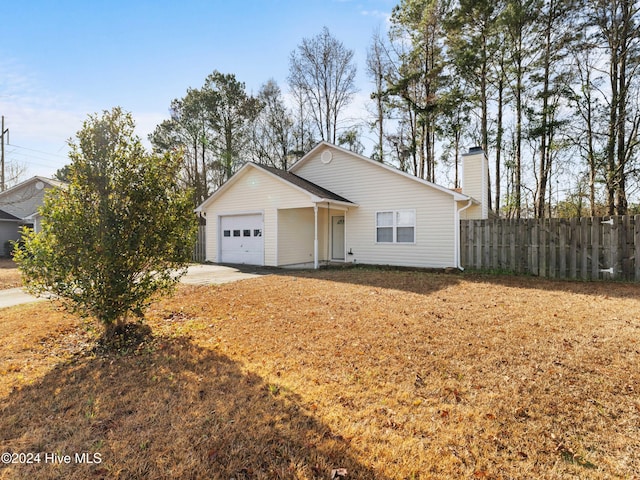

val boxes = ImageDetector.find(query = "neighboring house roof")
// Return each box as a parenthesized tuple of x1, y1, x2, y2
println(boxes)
(196, 162, 356, 212)
(289, 141, 472, 203)
(0, 176, 64, 220)
(0, 209, 21, 221)
(0, 176, 64, 201)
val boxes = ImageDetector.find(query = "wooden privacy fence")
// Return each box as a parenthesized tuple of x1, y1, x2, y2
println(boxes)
(460, 215, 640, 281)
(192, 224, 206, 263)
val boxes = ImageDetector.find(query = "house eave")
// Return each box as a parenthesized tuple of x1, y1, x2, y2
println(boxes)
(290, 141, 470, 200)
(312, 197, 358, 208)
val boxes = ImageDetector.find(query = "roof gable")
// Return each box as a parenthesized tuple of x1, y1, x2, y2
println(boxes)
(0, 209, 21, 221)
(289, 141, 469, 201)
(0, 176, 64, 219)
(0, 176, 63, 200)
(196, 162, 355, 212)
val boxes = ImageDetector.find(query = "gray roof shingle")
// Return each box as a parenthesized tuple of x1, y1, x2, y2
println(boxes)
(253, 163, 354, 204)
(0, 209, 21, 221)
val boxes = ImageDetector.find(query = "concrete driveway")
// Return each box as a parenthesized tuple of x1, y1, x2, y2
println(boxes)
(180, 263, 266, 285)
(0, 264, 267, 309)
(0, 288, 47, 309)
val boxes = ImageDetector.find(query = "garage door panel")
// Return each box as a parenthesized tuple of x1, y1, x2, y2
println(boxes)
(220, 214, 264, 265)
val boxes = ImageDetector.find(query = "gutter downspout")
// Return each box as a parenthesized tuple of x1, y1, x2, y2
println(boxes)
(455, 199, 473, 270)
(314, 204, 319, 269)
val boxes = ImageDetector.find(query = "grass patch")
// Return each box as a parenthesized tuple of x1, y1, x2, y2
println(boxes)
(0, 259, 21, 289)
(1, 270, 639, 478)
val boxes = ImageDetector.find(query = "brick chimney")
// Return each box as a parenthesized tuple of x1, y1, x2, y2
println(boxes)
(461, 147, 489, 219)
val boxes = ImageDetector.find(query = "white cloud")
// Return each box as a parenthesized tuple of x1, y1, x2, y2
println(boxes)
(0, 59, 85, 146)
(360, 9, 391, 23)
(0, 59, 91, 176)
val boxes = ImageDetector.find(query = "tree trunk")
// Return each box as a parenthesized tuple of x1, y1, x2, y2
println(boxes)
(495, 72, 504, 216)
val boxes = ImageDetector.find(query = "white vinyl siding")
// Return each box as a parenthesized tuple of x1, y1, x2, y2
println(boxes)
(203, 166, 318, 266)
(277, 208, 315, 266)
(0, 181, 49, 219)
(291, 146, 457, 268)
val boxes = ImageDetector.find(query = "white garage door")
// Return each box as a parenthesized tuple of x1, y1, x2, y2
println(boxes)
(219, 214, 264, 265)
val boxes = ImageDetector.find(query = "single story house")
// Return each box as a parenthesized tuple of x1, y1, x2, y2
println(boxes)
(196, 142, 489, 269)
(0, 176, 64, 256)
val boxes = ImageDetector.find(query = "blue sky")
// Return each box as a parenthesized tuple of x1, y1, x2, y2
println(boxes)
(0, 0, 393, 180)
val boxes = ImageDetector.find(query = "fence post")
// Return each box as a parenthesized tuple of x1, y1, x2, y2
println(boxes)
(633, 215, 640, 282)
(580, 217, 589, 280)
(460, 220, 467, 268)
(475, 220, 483, 269)
(529, 219, 538, 276)
(621, 215, 632, 281)
(592, 217, 600, 280)
(635, 215, 640, 282)
(192, 224, 206, 263)
(483, 220, 490, 268)
(539, 218, 547, 277)
(465, 219, 472, 269)
(500, 219, 508, 271)
(610, 217, 619, 280)
(549, 218, 557, 279)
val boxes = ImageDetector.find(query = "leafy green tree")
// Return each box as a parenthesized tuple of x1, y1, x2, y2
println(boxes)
(151, 72, 260, 195)
(337, 127, 365, 154)
(14, 108, 197, 340)
(526, 0, 577, 218)
(53, 164, 72, 183)
(446, 0, 503, 154)
(589, 0, 640, 215)
(150, 88, 211, 206)
(203, 71, 262, 183)
(388, 0, 449, 182)
(436, 83, 472, 189)
(445, 0, 504, 209)
(501, 0, 540, 218)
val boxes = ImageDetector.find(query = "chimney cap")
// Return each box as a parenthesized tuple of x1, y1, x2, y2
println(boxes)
(468, 146, 483, 153)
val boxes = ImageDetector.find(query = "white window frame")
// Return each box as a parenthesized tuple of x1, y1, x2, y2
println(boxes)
(375, 209, 416, 244)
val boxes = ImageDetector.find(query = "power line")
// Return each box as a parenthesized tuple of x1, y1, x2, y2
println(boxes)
(8, 143, 68, 159)
(6, 149, 65, 169)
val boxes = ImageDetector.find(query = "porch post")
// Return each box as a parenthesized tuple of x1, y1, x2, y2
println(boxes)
(314, 204, 319, 269)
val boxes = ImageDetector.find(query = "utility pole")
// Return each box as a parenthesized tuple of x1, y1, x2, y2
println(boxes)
(1, 116, 8, 191)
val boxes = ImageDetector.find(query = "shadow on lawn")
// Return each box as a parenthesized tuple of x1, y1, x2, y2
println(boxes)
(458, 270, 640, 299)
(258, 263, 639, 300)
(0, 334, 384, 480)
(270, 265, 464, 297)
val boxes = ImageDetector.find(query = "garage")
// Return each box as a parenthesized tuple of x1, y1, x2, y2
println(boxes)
(219, 213, 264, 265)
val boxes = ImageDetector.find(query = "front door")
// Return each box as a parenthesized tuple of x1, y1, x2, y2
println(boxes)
(331, 215, 345, 261)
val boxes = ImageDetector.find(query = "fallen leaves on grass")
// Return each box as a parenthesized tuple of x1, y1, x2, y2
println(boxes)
(0, 259, 22, 289)
(1, 268, 639, 479)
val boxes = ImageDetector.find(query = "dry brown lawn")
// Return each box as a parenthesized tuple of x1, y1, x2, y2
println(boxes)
(0, 268, 639, 479)
(0, 259, 21, 289)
